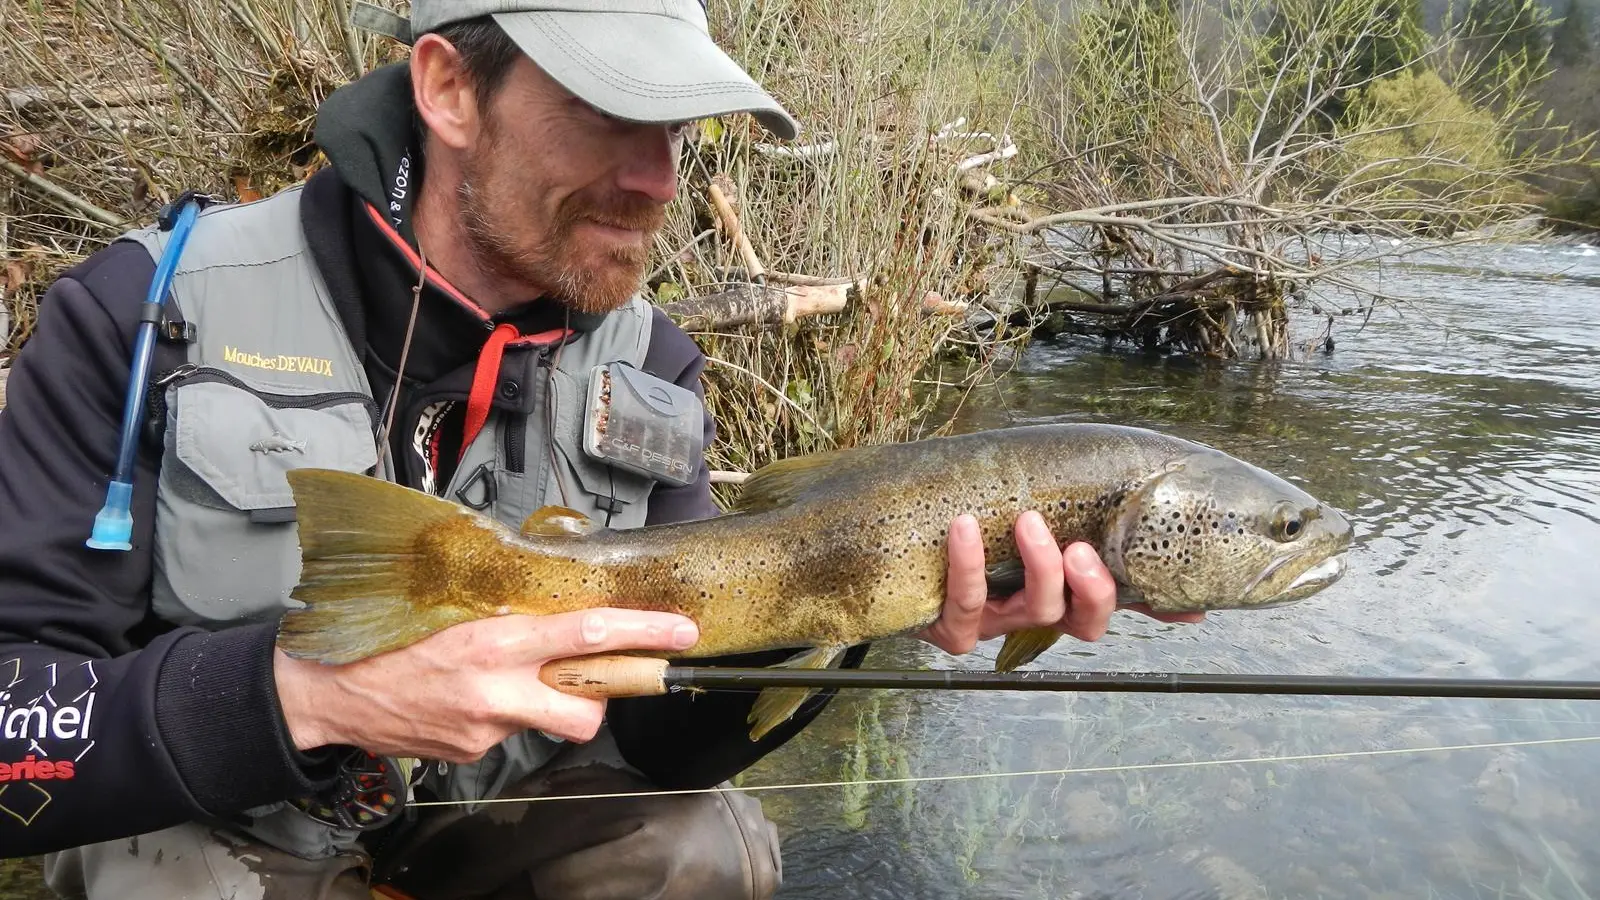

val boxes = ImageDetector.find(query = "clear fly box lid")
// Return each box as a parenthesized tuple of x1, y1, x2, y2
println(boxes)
(582, 362, 704, 488)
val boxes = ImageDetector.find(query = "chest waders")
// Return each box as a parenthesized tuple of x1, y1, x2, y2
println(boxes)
(90, 187, 705, 859)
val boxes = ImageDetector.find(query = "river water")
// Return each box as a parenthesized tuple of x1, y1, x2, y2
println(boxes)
(3, 241, 1596, 897)
(747, 239, 1600, 899)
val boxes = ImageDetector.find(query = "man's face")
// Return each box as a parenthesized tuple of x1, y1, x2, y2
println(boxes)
(456, 55, 685, 314)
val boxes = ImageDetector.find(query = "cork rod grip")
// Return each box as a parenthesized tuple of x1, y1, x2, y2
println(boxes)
(539, 655, 671, 699)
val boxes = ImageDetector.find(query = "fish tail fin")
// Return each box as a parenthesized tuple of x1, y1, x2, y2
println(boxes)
(995, 627, 1062, 673)
(278, 468, 479, 665)
(747, 644, 848, 741)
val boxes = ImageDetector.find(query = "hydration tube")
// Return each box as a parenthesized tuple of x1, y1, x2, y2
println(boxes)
(86, 195, 204, 551)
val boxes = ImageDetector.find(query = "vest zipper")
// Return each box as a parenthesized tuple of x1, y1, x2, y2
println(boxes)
(504, 413, 526, 474)
(155, 364, 381, 424)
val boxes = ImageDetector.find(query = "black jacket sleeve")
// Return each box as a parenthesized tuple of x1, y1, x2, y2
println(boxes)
(0, 243, 334, 858)
(607, 310, 870, 790)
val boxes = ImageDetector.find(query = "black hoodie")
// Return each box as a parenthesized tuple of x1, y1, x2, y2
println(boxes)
(0, 64, 860, 859)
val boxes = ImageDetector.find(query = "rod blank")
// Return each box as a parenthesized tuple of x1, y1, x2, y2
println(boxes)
(538, 655, 1600, 702)
(667, 667, 1600, 701)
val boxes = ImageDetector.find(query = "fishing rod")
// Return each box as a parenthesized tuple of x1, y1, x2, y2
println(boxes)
(539, 655, 1600, 702)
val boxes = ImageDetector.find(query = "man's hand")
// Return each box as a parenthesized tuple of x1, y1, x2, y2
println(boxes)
(273, 609, 699, 762)
(918, 512, 1204, 657)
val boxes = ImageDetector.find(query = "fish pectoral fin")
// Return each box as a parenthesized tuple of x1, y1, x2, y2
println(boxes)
(985, 559, 1027, 597)
(747, 644, 849, 742)
(995, 627, 1062, 673)
(521, 506, 596, 538)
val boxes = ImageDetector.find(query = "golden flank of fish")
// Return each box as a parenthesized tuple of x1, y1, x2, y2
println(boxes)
(277, 423, 1354, 740)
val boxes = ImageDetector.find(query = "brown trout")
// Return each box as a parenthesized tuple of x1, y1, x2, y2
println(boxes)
(277, 423, 1353, 739)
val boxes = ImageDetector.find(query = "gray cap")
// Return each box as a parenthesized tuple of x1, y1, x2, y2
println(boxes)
(350, 0, 799, 139)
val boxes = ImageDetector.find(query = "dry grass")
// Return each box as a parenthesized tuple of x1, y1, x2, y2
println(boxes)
(0, 0, 393, 359)
(654, 0, 1043, 482)
(0, 0, 1038, 473)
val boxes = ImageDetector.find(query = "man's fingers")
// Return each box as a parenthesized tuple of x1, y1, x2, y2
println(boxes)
(976, 513, 1066, 639)
(496, 609, 701, 663)
(480, 675, 608, 745)
(1057, 542, 1118, 641)
(923, 515, 987, 654)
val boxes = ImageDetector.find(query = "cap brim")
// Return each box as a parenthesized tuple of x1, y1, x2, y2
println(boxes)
(492, 11, 799, 140)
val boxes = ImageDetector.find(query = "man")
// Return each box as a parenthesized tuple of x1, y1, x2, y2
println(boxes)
(0, 2, 1199, 898)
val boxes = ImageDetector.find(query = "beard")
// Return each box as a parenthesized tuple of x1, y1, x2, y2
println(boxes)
(457, 133, 666, 315)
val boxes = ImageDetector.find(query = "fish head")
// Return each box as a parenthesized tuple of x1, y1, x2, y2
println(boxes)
(1105, 449, 1353, 613)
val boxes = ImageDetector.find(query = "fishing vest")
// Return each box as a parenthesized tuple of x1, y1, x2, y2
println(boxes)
(121, 185, 669, 858)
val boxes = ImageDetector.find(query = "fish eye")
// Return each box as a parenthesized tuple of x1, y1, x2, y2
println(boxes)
(1270, 504, 1309, 542)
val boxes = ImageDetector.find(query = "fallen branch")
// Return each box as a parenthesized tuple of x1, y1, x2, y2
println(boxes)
(765, 271, 862, 287)
(1, 158, 125, 232)
(709, 470, 749, 485)
(1007, 270, 1251, 327)
(5, 82, 175, 113)
(956, 140, 1019, 173)
(922, 292, 969, 315)
(708, 175, 765, 283)
(662, 282, 850, 331)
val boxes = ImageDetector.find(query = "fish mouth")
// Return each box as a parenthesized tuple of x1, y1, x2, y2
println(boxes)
(1287, 555, 1346, 593)
(1243, 551, 1349, 607)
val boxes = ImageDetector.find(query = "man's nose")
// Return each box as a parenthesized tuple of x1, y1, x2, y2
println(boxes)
(615, 125, 680, 204)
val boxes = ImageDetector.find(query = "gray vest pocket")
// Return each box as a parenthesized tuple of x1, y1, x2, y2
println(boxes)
(152, 370, 380, 628)
(548, 367, 656, 529)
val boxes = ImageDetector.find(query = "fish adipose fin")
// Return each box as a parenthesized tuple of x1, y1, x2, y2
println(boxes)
(995, 627, 1062, 673)
(747, 644, 849, 741)
(278, 468, 480, 665)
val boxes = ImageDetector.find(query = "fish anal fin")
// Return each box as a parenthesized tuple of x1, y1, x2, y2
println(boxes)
(747, 644, 848, 741)
(995, 627, 1062, 673)
(521, 506, 595, 538)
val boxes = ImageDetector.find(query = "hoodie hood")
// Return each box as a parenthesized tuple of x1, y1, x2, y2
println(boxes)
(312, 63, 426, 249)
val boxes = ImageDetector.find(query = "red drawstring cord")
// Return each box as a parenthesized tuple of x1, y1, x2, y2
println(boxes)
(461, 323, 519, 463)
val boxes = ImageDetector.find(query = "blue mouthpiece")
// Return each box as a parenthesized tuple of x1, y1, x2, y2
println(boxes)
(86, 480, 135, 551)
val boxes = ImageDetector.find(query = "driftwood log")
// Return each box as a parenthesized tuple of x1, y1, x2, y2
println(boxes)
(661, 282, 852, 331)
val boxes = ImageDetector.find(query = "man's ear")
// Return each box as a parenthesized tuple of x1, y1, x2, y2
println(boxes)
(410, 33, 480, 151)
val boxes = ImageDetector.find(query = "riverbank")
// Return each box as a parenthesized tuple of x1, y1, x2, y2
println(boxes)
(5, 0, 1593, 472)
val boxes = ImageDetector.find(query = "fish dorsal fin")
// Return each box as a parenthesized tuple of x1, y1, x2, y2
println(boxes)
(735, 445, 884, 513)
(521, 506, 595, 538)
